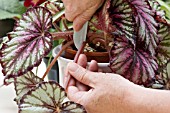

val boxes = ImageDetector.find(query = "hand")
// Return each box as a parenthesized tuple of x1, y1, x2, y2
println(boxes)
(62, 0, 105, 31)
(65, 54, 139, 113)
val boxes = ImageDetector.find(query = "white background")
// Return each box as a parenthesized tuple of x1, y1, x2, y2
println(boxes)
(0, 62, 47, 113)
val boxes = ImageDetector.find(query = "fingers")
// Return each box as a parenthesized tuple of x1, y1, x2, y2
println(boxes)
(76, 54, 89, 91)
(77, 54, 87, 67)
(73, 8, 95, 31)
(62, 0, 82, 22)
(88, 60, 98, 72)
(67, 86, 87, 103)
(62, 0, 102, 31)
(77, 60, 98, 90)
(67, 62, 99, 87)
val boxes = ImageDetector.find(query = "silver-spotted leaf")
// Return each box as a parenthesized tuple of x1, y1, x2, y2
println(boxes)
(157, 23, 170, 61)
(110, 37, 158, 86)
(110, 0, 136, 44)
(90, 0, 136, 45)
(19, 81, 86, 113)
(60, 101, 87, 113)
(0, 7, 53, 81)
(129, 0, 158, 55)
(14, 71, 43, 104)
(90, 0, 112, 33)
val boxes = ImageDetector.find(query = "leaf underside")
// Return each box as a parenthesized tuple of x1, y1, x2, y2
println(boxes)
(19, 81, 86, 113)
(0, 7, 53, 82)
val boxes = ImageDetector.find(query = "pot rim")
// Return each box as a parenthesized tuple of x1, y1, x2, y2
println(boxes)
(65, 48, 109, 57)
(52, 46, 110, 65)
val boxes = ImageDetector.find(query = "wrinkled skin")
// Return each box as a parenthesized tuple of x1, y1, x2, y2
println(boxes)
(65, 54, 170, 113)
(64, 54, 136, 113)
(62, 0, 105, 31)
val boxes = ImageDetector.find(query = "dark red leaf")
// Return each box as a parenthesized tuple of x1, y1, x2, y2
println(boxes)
(128, 0, 159, 55)
(90, 0, 113, 33)
(109, 0, 136, 45)
(109, 36, 158, 86)
(24, 0, 47, 7)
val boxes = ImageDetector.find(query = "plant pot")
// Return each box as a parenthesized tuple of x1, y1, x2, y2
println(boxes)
(52, 46, 112, 87)
(43, 57, 59, 82)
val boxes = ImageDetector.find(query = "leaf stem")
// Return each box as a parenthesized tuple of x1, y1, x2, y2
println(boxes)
(42, 40, 74, 80)
(64, 41, 86, 89)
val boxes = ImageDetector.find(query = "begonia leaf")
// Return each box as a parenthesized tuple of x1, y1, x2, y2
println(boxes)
(0, 7, 53, 82)
(90, 0, 136, 45)
(157, 23, 170, 60)
(19, 81, 86, 113)
(109, 0, 136, 44)
(128, 0, 158, 55)
(110, 36, 158, 86)
(14, 71, 43, 104)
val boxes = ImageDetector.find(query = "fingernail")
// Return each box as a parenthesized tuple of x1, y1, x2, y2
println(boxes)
(68, 62, 78, 72)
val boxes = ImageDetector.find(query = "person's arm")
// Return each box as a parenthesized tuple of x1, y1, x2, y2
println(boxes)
(62, 0, 105, 31)
(65, 55, 170, 113)
(127, 86, 170, 113)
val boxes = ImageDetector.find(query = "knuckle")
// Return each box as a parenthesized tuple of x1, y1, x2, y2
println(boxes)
(65, 13, 73, 21)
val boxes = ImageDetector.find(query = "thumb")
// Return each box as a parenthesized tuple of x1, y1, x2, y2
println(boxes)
(73, 15, 89, 31)
(67, 62, 98, 87)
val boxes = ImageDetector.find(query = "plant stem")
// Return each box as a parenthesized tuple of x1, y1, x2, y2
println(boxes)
(36, 67, 39, 76)
(64, 41, 86, 89)
(42, 40, 74, 80)
(51, 31, 73, 40)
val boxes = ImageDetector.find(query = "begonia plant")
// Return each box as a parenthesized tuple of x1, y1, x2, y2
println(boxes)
(0, 0, 170, 112)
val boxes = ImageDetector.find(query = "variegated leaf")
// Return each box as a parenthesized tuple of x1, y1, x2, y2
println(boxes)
(149, 0, 170, 89)
(110, 0, 136, 45)
(0, 7, 53, 81)
(90, 0, 136, 45)
(60, 101, 86, 113)
(155, 23, 170, 89)
(128, 0, 158, 55)
(19, 81, 86, 113)
(149, 0, 166, 20)
(110, 37, 158, 86)
(14, 71, 43, 104)
(44, 1, 64, 16)
(157, 23, 170, 60)
(90, 0, 112, 32)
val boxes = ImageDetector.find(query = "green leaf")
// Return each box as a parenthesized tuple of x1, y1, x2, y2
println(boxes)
(156, 0, 170, 20)
(0, 0, 26, 20)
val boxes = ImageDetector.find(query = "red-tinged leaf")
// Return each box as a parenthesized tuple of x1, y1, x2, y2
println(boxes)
(155, 22, 170, 89)
(90, 0, 136, 45)
(0, 7, 53, 82)
(24, 0, 47, 7)
(19, 81, 86, 113)
(149, 0, 168, 24)
(109, 0, 136, 45)
(128, 0, 158, 55)
(90, 0, 113, 33)
(14, 71, 43, 104)
(109, 36, 158, 86)
(157, 23, 170, 60)
(44, 1, 64, 15)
